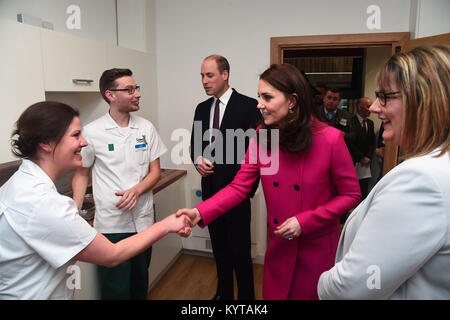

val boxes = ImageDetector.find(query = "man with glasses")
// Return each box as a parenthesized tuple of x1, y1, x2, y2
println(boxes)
(72, 68, 167, 299)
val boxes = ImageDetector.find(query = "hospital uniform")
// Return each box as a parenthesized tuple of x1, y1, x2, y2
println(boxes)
(80, 112, 167, 299)
(0, 160, 97, 299)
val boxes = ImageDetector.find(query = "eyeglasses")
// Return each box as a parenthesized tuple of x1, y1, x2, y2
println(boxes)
(109, 86, 140, 95)
(375, 91, 401, 106)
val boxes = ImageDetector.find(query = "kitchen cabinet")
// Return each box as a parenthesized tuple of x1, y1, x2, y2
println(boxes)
(150, 174, 186, 289)
(40, 28, 108, 92)
(0, 19, 45, 163)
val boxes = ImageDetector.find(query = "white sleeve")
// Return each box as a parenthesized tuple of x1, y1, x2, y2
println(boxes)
(147, 122, 167, 163)
(80, 127, 95, 168)
(25, 194, 97, 269)
(317, 166, 447, 299)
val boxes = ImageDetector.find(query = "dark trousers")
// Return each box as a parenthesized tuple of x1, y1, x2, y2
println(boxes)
(208, 199, 255, 300)
(97, 233, 152, 300)
(359, 178, 370, 201)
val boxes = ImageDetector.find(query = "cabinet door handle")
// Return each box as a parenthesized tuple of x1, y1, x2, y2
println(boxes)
(72, 79, 94, 84)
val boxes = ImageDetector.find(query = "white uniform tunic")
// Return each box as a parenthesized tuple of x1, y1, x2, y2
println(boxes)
(0, 160, 97, 300)
(81, 113, 167, 233)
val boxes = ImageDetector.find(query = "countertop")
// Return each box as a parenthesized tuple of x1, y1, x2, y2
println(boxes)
(0, 160, 186, 196)
(153, 169, 187, 194)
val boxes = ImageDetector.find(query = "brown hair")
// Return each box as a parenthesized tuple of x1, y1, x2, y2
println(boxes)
(377, 44, 450, 159)
(11, 101, 79, 159)
(99, 68, 133, 103)
(259, 63, 316, 154)
(204, 55, 230, 75)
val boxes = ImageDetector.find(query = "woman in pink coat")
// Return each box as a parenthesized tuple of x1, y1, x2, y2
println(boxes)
(178, 64, 360, 299)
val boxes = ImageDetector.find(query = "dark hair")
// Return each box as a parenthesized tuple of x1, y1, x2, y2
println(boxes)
(204, 55, 230, 75)
(325, 87, 341, 98)
(259, 63, 315, 154)
(99, 68, 133, 103)
(11, 101, 79, 159)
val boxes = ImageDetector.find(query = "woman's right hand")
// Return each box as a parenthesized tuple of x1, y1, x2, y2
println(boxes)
(164, 213, 193, 236)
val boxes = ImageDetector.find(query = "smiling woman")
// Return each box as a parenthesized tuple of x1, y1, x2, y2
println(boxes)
(318, 44, 450, 300)
(176, 64, 360, 300)
(0, 101, 191, 300)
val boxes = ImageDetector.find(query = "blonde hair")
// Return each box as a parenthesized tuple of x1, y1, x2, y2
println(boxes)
(377, 44, 450, 159)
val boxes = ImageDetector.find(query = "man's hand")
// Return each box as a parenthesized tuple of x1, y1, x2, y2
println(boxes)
(360, 156, 372, 167)
(115, 186, 141, 211)
(195, 156, 214, 177)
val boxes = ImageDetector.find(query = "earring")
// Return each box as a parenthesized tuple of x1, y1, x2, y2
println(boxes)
(289, 108, 294, 114)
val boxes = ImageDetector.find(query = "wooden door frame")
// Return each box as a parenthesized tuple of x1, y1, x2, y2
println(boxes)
(270, 32, 410, 64)
(270, 32, 409, 177)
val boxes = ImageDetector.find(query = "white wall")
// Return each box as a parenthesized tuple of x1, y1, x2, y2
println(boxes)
(411, 0, 450, 39)
(117, 0, 147, 52)
(364, 46, 393, 131)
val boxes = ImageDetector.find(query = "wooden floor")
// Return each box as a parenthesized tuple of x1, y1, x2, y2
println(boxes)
(147, 254, 264, 300)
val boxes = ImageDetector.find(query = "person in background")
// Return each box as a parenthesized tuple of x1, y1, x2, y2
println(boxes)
(319, 88, 352, 134)
(0, 101, 191, 300)
(180, 64, 360, 300)
(318, 44, 450, 299)
(346, 97, 376, 201)
(374, 125, 385, 181)
(313, 84, 327, 109)
(72, 68, 167, 299)
(190, 55, 261, 300)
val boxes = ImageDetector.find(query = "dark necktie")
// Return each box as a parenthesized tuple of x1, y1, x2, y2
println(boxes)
(212, 98, 220, 143)
(363, 119, 368, 134)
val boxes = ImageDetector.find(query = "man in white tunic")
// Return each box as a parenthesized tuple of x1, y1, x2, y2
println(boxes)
(72, 68, 167, 299)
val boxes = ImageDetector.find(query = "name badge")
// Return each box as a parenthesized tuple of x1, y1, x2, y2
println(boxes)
(339, 118, 348, 126)
(135, 143, 146, 149)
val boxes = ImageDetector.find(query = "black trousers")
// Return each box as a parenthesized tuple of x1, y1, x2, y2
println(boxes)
(359, 178, 370, 201)
(207, 199, 255, 300)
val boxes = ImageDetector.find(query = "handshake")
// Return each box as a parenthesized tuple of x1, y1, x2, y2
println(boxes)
(163, 208, 202, 237)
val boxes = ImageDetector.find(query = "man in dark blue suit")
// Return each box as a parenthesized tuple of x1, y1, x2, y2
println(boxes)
(190, 55, 261, 300)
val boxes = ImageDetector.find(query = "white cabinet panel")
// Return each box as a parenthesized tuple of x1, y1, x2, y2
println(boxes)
(41, 29, 108, 92)
(0, 20, 45, 163)
(150, 177, 186, 288)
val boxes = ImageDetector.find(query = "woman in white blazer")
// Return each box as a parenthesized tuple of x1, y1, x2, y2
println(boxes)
(318, 44, 450, 299)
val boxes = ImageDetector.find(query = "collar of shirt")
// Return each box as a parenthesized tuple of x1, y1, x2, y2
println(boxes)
(324, 107, 336, 119)
(356, 113, 366, 127)
(103, 112, 138, 130)
(210, 87, 233, 130)
(20, 159, 56, 191)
